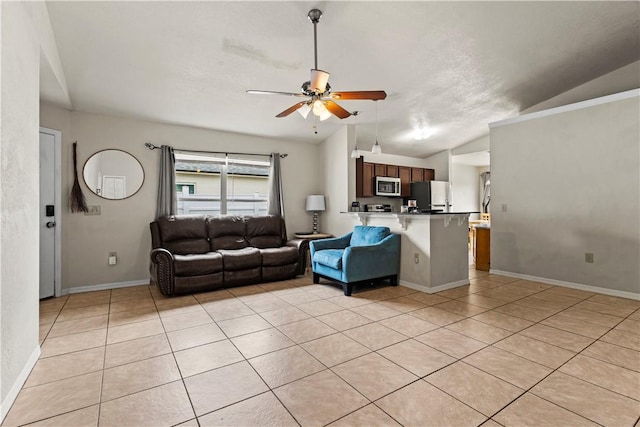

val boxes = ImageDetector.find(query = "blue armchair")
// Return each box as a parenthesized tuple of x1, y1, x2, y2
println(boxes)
(310, 226, 401, 296)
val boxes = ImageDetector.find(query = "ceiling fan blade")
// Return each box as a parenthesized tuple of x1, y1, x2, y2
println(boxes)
(310, 69, 330, 93)
(276, 102, 308, 118)
(247, 90, 306, 97)
(330, 91, 387, 100)
(324, 100, 352, 119)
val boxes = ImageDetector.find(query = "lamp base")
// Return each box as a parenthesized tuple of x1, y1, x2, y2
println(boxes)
(312, 212, 319, 233)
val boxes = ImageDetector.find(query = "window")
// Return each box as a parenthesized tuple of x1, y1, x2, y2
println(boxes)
(175, 153, 270, 216)
(176, 183, 195, 195)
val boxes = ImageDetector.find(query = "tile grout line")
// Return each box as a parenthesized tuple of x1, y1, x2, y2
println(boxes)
(25, 274, 639, 427)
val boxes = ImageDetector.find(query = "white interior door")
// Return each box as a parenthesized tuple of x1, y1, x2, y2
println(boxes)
(39, 130, 59, 299)
(102, 175, 126, 199)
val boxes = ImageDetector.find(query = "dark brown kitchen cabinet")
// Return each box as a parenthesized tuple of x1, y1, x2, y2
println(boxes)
(399, 167, 411, 197)
(423, 168, 435, 181)
(374, 163, 387, 177)
(356, 157, 436, 198)
(363, 163, 374, 197)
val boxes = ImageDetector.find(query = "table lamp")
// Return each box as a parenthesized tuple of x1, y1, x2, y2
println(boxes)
(306, 195, 326, 234)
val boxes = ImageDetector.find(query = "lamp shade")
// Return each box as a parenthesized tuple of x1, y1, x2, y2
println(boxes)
(306, 195, 326, 212)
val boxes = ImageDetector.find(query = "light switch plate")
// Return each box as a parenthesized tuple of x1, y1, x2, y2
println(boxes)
(85, 205, 101, 215)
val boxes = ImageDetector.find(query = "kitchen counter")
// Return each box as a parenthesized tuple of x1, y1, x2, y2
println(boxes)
(342, 211, 479, 231)
(341, 211, 476, 293)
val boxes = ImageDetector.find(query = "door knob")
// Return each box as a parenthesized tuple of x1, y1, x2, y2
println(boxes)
(46, 221, 56, 228)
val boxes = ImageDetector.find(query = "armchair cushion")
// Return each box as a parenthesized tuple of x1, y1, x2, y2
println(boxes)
(350, 226, 390, 247)
(313, 249, 345, 270)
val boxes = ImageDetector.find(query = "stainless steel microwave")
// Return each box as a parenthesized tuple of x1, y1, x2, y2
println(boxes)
(375, 176, 401, 196)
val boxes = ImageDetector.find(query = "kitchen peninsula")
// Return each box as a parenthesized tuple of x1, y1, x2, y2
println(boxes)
(342, 211, 475, 293)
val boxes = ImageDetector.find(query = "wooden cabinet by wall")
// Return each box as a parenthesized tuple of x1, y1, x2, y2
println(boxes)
(423, 168, 435, 181)
(399, 167, 411, 197)
(362, 162, 374, 197)
(355, 158, 436, 198)
(473, 227, 490, 271)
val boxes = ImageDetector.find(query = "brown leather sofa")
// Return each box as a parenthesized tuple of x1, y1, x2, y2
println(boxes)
(150, 215, 308, 296)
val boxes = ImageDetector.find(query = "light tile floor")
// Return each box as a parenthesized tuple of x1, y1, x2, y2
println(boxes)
(4, 270, 640, 426)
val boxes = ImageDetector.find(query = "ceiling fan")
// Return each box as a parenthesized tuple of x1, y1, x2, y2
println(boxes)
(247, 9, 387, 121)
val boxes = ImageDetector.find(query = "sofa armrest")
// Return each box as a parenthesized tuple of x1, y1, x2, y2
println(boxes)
(286, 239, 309, 275)
(150, 248, 176, 296)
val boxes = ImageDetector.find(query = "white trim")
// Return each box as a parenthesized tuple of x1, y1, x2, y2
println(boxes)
(429, 279, 471, 294)
(399, 278, 469, 294)
(63, 279, 150, 295)
(489, 89, 640, 129)
(0, 345, 41, 424)
(490, 270, 640, 301)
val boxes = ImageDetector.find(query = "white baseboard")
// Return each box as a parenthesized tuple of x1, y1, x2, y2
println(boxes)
(0, 345, 41, 423)
(62, 279, 150, 295)
(400, 278, 469, 294)
(490, 270, 640, 301)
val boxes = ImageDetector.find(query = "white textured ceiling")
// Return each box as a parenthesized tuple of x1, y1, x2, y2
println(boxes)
(44, 1, 639, 158)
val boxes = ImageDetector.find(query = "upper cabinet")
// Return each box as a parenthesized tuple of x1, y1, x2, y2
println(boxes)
(355, 158, 434, 198)
(399, 166, 411, 197)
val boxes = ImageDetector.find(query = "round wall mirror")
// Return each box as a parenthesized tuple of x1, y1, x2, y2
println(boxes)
(83, 149, 144, 200)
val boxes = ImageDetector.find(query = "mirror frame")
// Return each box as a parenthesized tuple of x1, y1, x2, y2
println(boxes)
(82, 148, 145, 200)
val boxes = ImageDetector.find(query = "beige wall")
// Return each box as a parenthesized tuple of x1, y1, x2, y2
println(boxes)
(490, 92, 639, 296)
(0, 1, 41, 416)
(39, 105, 320, 290)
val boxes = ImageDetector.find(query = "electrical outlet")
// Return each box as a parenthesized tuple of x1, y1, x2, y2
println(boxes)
(85, 205, 101, 215)
(414, 253, 419, 264)
(501, 204, 508, 213)
(585, 252, 594, 263)
(108, 251, 117, 266)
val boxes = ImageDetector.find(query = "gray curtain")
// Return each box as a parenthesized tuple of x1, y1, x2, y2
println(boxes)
(480, 171, 491, 213)
(156, 145, 176, 218)
(267, 153, 284, 217)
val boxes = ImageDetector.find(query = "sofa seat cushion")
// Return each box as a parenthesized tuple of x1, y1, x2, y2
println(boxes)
(174, 252, 223, 276)
(313, 249, 344, 270)
(218, 247, 261, 270)
(350, 226, 390, 247)
(260, 247, 299, 267)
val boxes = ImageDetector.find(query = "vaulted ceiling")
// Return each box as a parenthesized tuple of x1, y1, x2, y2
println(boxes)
(44, 1, 640, 157)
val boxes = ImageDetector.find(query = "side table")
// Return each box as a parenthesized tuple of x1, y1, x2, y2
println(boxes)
(294, 232, 333, 273)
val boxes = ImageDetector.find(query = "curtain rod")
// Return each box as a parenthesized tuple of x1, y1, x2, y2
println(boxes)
(144, 142, 287, 158)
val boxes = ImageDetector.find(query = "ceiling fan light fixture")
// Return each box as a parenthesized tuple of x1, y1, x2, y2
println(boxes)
(310, 69, 330, 93)
(297, 103, 311, 118)
(319, 109, 332, 121)
(312, 99, 329, 117)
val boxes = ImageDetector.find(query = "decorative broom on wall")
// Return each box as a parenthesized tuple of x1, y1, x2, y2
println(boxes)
(70, 141, 88, 213)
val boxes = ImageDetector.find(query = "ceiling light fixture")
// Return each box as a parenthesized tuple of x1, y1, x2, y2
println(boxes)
(413, 128, 437, 140)
(297, 103, 311, 119)
(371, 101, 382, 154)
(350, 111, 361, 159)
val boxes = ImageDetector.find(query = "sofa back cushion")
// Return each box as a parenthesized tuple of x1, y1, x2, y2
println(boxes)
(156, 215, 210, 255)
(350, 226, 391, 247)
(208, 216, 249, 250)
(246, 216, 285, 248)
